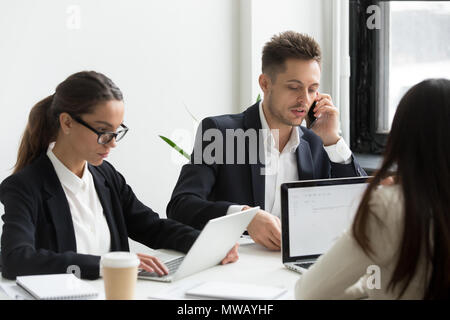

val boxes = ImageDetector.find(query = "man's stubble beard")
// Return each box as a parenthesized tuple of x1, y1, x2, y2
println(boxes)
(266, 92, 304, 127)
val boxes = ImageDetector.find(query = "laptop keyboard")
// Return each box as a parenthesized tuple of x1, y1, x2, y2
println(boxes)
(294, 262, 314, 269)
(138, 256, 184, 278)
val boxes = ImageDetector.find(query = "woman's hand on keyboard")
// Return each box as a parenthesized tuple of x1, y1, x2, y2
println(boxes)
(220, 243, 239, 265)
(137, 253, 169, 276)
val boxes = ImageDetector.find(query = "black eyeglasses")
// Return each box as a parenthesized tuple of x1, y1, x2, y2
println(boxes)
(72, 116, 129, 145)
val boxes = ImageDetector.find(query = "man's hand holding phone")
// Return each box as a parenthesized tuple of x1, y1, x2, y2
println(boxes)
(308, 92, 341, 146)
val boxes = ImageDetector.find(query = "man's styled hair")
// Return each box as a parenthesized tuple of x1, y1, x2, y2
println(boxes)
(262, 31, 322, 81)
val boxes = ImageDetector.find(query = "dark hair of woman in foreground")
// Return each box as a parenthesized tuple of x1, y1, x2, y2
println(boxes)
(352, 78, 450, 299)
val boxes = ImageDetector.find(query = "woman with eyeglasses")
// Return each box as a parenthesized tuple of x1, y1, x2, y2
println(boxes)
(0, 71, 238, 280)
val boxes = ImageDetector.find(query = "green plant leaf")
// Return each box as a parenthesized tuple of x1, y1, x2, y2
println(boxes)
(256, 93, 261, 103)
(183, 102, 199, 123)
(158, 135, 191, 160)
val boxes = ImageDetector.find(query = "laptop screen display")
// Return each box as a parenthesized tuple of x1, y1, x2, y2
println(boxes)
(286, 182, 368, 258)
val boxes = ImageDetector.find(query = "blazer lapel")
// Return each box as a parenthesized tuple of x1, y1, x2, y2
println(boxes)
(89, 165, 122, 251)
(244, 102, 265, 210)
(40, 155, 77, 253)
(296, 135, 315, 180)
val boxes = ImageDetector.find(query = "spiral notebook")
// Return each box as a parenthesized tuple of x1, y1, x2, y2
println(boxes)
(16, 274, 99, 300)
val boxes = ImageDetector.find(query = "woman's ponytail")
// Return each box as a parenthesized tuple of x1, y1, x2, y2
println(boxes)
(14, 94, 57, 173)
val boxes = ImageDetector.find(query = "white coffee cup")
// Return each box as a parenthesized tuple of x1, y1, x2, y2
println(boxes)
(100, 252, 140, 300)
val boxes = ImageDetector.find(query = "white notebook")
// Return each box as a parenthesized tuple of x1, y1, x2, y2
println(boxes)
(16, 274, 99, 300)
(185, 281, 287, 300)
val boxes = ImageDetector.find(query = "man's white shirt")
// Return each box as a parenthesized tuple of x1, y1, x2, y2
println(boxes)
(227, 101, 352, 217)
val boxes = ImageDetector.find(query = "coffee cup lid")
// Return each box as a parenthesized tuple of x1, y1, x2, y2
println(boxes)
(100, 252, 140, 268)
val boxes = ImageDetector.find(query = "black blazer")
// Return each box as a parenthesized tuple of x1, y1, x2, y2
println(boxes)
(167, 102, 366, 229)
(0, 154, 200, 280)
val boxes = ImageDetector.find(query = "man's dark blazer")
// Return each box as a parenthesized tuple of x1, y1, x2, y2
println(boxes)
(167, 102, 366, 230)
(0, 154, 200, 280)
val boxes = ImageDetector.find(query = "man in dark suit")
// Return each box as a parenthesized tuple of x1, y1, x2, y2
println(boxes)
(167, 31, 366, 250)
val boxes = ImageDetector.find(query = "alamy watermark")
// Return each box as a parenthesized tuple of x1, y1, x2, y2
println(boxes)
(170, 125, 283, 176)
(366, 265, 381, 290)
(66, 5, 81, 30)
(66, 265, 82, 290)
(366, 5, 381, 30)
(66, 264, 81, 278)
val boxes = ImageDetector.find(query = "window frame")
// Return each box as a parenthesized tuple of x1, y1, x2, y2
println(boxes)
(349, 0, 449, 154)
(350, 0, 388, 154)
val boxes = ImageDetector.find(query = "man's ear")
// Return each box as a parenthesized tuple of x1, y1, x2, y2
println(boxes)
(258, 73, 271, 95)
(59, 112, 73, 135)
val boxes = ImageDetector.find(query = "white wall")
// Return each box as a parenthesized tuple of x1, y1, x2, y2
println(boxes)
(0, 0, 240, 215)
(0, 0, 337, 251)
(240, 0, 334, 109)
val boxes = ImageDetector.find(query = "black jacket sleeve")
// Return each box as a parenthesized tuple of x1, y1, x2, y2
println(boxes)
(166, 117, 238, 229)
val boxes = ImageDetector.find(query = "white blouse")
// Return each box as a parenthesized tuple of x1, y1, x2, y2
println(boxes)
(47, 148, 111, 256)
(295, 184, 430, 300)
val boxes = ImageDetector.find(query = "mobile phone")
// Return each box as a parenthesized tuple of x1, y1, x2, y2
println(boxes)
(307, 101, 317, 128)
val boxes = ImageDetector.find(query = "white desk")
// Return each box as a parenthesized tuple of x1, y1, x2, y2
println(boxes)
(0, 240, 299, 300)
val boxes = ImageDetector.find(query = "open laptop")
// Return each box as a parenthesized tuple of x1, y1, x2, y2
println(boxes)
(138, 207, 259, 282)
(280, 177, 370, 274)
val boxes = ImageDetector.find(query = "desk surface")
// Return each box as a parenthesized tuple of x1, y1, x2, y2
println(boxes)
(0, 240, 299, 300)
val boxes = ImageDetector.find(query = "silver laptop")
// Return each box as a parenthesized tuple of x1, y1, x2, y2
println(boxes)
(138, 207, 259, 282)
(280, 177, 369, 273)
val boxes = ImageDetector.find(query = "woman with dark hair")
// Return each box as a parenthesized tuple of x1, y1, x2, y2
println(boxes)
(0, 71, 238, 280)
(295, 78, 450, 299)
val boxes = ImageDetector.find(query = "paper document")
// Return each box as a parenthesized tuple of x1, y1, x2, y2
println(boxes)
(185, 281, 288, 300)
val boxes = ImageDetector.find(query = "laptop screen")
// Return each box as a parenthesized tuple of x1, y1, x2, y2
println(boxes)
(281, 177, 369, 262)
